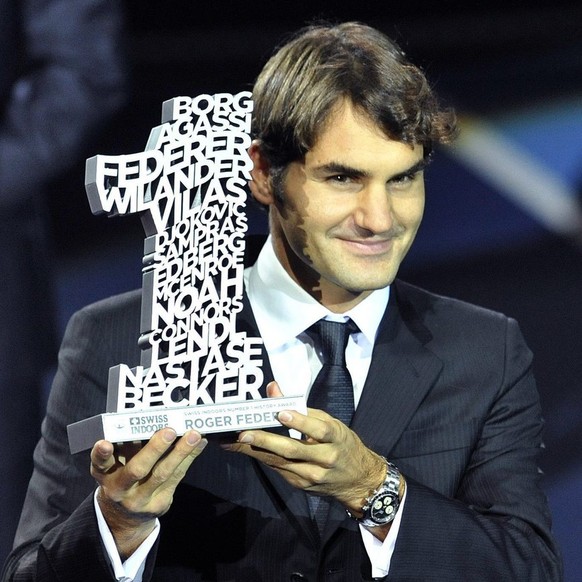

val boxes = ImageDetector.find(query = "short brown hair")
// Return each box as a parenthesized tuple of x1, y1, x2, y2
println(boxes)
(252, 22, 457, 172)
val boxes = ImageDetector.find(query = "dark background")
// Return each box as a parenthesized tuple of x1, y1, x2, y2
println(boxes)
(45, 2, 582, 579)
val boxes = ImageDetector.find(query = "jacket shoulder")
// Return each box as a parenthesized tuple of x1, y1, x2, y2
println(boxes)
(393, 279, 527, 360)
(76, 288, 142, 319)
(62, 289, 143, 367)
(394, 279, 510, 325)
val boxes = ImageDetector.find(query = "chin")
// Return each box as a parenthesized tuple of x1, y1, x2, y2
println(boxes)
(342, 276, 393, 294)
(353, 265, 397, 287)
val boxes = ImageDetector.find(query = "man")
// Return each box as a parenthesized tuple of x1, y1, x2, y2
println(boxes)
(0, 0, 126, 565)
(3, 22, 561, 581)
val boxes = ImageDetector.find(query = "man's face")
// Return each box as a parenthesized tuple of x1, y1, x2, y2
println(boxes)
(253, 101, 426, 312)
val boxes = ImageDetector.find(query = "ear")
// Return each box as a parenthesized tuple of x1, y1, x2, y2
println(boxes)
(248, 140, 275, 206)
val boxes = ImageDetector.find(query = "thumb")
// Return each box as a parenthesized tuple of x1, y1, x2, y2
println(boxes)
(266, 381, 284, 398)
(91, 440, 116, 477)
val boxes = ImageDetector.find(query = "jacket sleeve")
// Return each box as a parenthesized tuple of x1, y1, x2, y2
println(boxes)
(389, 318, 563, 581)
(2, 292, 153, 581)
(0, 0, 126, 208)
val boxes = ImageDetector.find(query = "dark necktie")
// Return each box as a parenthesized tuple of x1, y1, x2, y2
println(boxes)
(306, 318, 358, 532)
(307, 318, 357, 425)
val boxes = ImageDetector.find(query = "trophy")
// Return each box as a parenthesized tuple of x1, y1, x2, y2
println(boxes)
(67, 92, 305, 454)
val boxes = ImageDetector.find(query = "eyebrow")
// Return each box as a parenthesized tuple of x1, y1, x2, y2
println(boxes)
(389, 158, 430, 181)
(313, 158, 429, 181)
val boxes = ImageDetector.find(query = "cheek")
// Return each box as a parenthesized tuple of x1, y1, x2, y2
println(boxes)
(287, 214, 334, 264)
(394, 192, 424, 227)
(309, 194, 354, 228)
(411, 201, 425, 228)
(292, 201, 337, 237)
(276, 207, 313, 255)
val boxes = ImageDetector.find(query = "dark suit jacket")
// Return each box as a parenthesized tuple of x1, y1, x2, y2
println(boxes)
(3, 281, 562, 581)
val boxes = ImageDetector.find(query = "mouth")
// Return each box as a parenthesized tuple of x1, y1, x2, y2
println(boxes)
(339, 237, 395, 256)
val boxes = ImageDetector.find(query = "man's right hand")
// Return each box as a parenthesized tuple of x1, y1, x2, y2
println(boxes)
(91, 428, 207, 559)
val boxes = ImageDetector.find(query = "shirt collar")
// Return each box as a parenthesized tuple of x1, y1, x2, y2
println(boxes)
(244, 236, 390, 351)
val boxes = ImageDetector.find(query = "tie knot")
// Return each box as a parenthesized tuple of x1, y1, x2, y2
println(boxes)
(308, 318, 358, 367)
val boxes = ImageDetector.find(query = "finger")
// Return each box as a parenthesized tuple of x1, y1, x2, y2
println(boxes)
(258, 457, 326, 491)
(131, 431, 207, 495)
(92, 439, 114, 464)
(152, 431, 207, 483)
(155, 435, 208, 491)
(276, 410, 341, 444)
(233, 439, 334, 492)
(115, 428, 179, 489)
(266, 381, 284, 398)
(91, 440, 117, 477)
(235, 429, 315, 464)
(273, 461, 330, 491)
(109, 431, 206, 516)
(115, 441, 144, 465)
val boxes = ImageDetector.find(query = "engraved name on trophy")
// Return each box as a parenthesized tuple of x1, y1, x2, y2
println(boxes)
(67, 92, 305, 454)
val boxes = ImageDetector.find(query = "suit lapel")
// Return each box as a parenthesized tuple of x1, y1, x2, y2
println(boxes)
(352, 280, 443, 452)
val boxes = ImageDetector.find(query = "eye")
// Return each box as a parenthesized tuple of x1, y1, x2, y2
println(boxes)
(392, 172, 414, 184)
(324, 174, 361, 191)
(328, 174, 352, 184)
(389, 170, 421, 188)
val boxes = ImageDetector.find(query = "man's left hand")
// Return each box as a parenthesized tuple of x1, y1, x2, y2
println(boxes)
(224, 382, 386, 516)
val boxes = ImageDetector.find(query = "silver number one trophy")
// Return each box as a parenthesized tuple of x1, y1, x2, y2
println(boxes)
(67, 93, 305, 453)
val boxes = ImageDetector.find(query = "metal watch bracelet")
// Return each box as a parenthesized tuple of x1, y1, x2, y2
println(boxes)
(346, 458, 403, 527)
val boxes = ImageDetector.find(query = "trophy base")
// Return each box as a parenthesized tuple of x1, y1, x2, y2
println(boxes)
(67, 396, 306, 454)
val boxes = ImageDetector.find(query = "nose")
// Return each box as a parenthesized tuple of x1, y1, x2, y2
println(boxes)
(353, 185, 393, 234)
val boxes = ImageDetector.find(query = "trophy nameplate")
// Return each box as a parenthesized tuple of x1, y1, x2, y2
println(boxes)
(67, 92, 305, 454)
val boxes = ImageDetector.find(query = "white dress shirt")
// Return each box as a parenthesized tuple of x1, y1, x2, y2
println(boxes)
(245, 236, 405, 579)
(97, 235, 405, 580)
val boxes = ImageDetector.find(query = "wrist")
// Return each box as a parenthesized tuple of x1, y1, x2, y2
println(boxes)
(342, 452, 387, 517)
(97, 487, 157, 559)
(346, 458, 405, 527)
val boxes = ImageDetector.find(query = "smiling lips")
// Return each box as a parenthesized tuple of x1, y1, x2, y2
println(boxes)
(338, 236, 395, 255)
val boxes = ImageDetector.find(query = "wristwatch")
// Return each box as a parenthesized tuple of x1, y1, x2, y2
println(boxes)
(347, 459, 404, 527)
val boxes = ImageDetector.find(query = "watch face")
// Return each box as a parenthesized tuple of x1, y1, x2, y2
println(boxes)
(370, 491, 399, 523)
